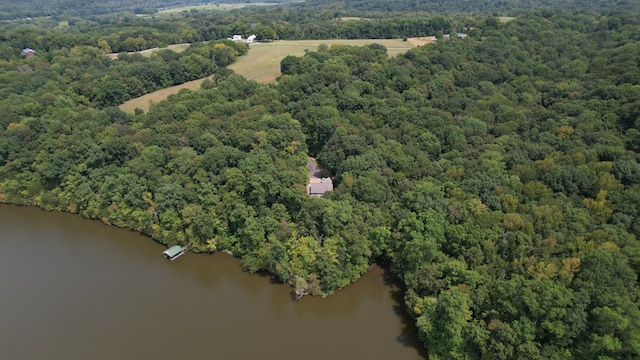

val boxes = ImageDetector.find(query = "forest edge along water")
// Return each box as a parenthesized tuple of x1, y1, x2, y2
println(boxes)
(0, 204, 427, 360)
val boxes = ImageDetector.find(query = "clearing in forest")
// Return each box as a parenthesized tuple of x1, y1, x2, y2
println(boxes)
(120, 38, 432, 112)
(119, 77, 212, 113)
(407, 36, 437, 46)
(229, 38, 429, 83)
(158, 2, 278, 14)
(307, 157, 329, 182)
(105, 43, 190, 60)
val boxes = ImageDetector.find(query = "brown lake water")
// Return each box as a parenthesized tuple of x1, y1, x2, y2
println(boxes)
(0, 204, 426, 360)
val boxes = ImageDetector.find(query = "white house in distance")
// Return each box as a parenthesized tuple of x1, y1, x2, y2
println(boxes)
(228, 34, 257, 43)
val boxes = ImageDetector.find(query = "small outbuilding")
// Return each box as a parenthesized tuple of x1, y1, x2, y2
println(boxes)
(163, 245, 186, 261)
(22, 48, 36, 57)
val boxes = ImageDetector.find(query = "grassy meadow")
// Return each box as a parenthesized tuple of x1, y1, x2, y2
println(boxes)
(120, 38, 433, 112)
(119, 76, 212, 113)
(158, 2, 278, 14)
(229, 38, 430, 83)
(106, 43, 190, 59)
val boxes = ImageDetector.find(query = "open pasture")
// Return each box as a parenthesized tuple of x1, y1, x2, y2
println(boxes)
(119, 77, 212, 113)
(120, 37, 432, 112)
(106, 43, 190, 59)
(229, 38, 428, 83)
(158, 2, 278, 14)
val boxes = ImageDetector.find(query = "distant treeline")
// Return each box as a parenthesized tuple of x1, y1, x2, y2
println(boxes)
(303, 0, 640, 14)
(0, 0, 286, 20)
(3, 0, 639, 20)
(0, 10, 457, 56)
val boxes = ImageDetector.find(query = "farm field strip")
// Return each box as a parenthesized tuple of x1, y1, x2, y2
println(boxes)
(118, 76, 212, 113)
(229, 38, 431, 83)
(158, 2, 279, 14)
(106, 43, 190, 59)
(120, 38, 434, 112)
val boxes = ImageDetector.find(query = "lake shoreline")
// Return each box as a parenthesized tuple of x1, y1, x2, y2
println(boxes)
(0, 203, 427, 359)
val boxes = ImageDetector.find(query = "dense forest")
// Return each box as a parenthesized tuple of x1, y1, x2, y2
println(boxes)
(3, 0, 640, 19)
(0, 0, 288, 19)
(305, 0, 640, 14)
(1, 2, 640, 359)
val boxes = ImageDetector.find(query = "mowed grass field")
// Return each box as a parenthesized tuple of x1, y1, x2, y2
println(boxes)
(119, 76, 212, 113)
(106, 43, 190, 60)
(229, 38, 432, 83)
(120, 38, 434, 112)
(158, 2, 278, 14)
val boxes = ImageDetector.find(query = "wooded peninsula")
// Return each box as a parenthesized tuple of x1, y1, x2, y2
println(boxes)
(1, 0, 639, 358)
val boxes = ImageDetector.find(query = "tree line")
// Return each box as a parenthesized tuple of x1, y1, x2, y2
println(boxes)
(303, 0, 640, 14)
(0, 10, 457, 55)
(0, 0, 288, 20)
(0, 38, 247, 110)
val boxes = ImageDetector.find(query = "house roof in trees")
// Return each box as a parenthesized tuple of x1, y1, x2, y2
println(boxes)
(307, 178, 333, 197)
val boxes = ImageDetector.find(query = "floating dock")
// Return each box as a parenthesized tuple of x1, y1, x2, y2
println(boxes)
(163, 245, 186, 261)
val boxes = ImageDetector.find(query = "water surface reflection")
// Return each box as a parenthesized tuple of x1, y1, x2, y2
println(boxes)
(0, 204, 426, 360)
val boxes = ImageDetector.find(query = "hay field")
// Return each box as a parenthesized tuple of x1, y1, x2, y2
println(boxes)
(407, 36, 437, 46)
(119, 76, 212, 113)
(159, 2, 277, 14)
(143, 43, 191, 56)
(120, 37, 433, 112)
(229, 38, 427, 83)
(106, 43, 190, 60)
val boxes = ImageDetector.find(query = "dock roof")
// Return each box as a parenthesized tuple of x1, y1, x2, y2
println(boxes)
(163, 245, 184, 258)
